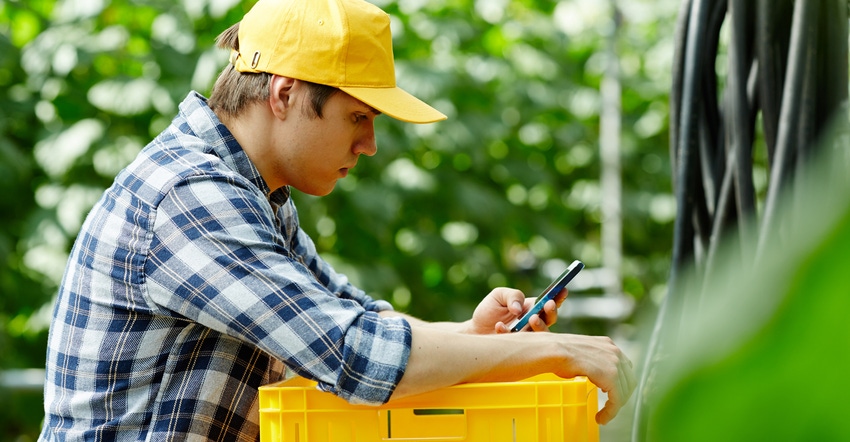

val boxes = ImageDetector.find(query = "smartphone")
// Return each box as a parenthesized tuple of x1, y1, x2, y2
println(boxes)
(508, 260, 584, 332)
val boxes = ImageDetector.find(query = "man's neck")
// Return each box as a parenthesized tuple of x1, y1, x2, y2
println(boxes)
(213, 104, 284, 192)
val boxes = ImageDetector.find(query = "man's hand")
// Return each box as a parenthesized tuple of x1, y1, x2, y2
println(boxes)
(467, 287, 567, 334)
(555, 334, 637, 425)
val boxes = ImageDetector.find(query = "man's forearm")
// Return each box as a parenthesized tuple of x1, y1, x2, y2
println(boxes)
(378, 309, 472, 334)
(389, 325, 561, 400)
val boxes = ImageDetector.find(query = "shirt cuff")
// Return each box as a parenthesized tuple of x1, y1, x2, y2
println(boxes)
(318, 313, 412, 405)
(363, 299, 395, 313)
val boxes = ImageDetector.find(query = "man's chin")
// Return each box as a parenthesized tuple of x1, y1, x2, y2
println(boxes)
(294, 182, 337, 197)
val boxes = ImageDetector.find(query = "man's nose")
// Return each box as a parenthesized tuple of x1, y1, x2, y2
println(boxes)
(354, 124, 378, 156)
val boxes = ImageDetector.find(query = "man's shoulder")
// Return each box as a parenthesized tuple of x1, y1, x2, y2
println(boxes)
(123, 92, 265, 200)
(112, 131, 228, 202)
(94, 92, 266, 224)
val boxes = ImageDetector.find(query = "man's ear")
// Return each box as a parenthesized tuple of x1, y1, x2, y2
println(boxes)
(269, 75, 297, 121)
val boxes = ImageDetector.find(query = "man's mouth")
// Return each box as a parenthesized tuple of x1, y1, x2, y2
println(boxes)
(340, 162, 357, 177)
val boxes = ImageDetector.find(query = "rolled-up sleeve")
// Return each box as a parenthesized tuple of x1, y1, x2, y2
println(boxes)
(145, 173, 411, 405)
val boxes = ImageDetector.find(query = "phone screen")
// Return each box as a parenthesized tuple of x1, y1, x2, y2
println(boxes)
(508, 260, 584, 332)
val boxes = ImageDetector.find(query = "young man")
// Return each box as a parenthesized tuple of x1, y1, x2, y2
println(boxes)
(40, 0, 635, 440)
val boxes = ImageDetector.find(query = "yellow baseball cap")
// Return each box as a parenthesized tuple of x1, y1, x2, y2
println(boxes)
(231, 0, 447, 124)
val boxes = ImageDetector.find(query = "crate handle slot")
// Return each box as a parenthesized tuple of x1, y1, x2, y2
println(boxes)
(412, 409, 465, 416)
(383, 409, 468, 440)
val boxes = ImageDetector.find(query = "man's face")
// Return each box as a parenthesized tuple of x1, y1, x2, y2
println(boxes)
(272, 84, 379, 196)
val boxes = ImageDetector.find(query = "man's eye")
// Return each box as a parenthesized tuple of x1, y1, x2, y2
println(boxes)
(353, 113, 368, 123)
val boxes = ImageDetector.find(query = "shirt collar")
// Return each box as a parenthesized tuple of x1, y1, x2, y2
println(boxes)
(176, 91, 277, 198)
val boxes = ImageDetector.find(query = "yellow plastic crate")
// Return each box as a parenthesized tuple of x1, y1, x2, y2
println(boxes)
(259, 373, 599, 442)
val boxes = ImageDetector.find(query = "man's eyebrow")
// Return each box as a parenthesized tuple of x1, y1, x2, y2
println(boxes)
(353, 99, 381, 116)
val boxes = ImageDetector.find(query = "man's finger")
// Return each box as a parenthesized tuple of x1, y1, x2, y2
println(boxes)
(527, 314, 550, 332)
(596, 398, 620, 425)
(553, 288, 568, 307)
(538, 299, 563, 327)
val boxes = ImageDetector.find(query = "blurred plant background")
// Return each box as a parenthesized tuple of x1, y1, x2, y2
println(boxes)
(0, 0, 680, 439)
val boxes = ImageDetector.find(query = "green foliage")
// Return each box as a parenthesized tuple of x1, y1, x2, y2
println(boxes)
(1, 4, 50, 371)
(1, 0, 678, 438)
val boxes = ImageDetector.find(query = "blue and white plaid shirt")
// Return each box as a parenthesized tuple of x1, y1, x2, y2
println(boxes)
(40, 92, 412, 441)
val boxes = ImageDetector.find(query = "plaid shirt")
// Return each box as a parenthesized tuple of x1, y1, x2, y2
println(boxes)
(40, 92, 412, 441)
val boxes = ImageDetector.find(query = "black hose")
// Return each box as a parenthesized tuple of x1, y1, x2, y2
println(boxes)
(757, 0, 817, 258)
(632, 1, 713, 440)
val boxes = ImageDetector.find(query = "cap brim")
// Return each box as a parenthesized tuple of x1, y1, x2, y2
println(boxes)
(340, 86, 447, 124)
